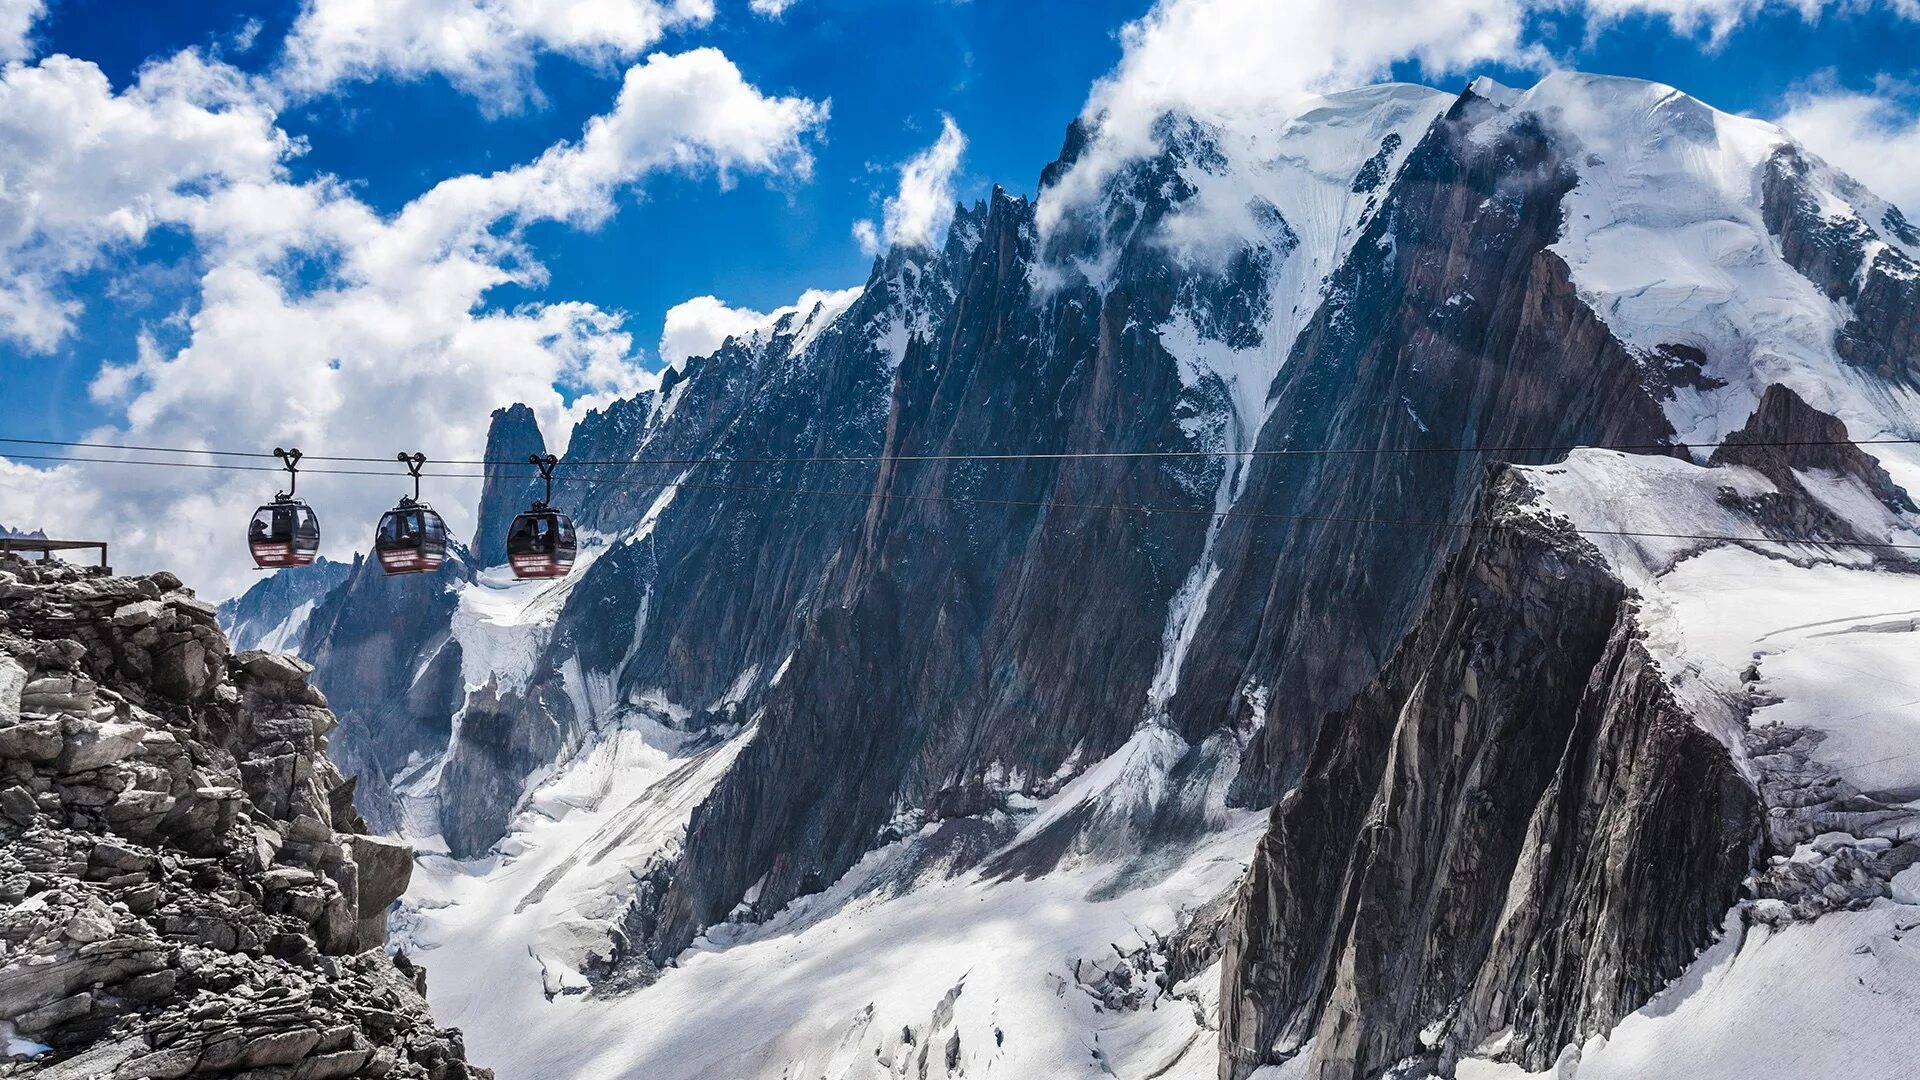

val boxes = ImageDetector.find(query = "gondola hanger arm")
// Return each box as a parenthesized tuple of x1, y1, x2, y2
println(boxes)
(397, 451, 427, 503)
(530, 453, 558, 509)
(273, 447, 302, 501)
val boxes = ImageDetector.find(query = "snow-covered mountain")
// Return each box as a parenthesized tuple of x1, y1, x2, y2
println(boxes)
(278, 72, 1920, 1079)
(218, 555, 352, 653)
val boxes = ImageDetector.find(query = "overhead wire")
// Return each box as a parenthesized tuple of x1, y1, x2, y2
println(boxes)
(10, 447, 1920, 553)
(5, 431, 1920, 470)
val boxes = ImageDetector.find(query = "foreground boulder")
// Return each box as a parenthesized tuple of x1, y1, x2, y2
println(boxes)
(0, 555, 486, 1079)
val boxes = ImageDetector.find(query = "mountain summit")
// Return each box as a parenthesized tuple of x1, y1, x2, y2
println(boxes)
(221, 72, 1920, 1079)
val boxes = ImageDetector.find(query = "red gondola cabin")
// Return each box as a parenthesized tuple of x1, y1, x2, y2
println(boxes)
(507, 509, 577, 578)
(505, 453, 578, 579)
(249, 448, 320, 569)
(374, 499, 449, 575)
(248, 500, 320, 569)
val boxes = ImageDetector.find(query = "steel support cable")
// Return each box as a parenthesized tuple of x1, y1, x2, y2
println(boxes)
(7, 433, 1920, 470)
(10, 449, 1920, 553)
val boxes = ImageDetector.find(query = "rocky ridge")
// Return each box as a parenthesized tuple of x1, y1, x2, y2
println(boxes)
(0, 555, 483, 1079)
(1217, 468, 1764, 1079)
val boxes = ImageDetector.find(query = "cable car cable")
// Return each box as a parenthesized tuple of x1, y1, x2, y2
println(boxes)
(9, 449, 1920, 553)
(10, 433, 1920, 470)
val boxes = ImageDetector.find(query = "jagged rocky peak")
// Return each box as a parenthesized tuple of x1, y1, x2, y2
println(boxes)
(217, 556, 352, 655)
(469, 404, 547, 566)
(0, 554, 485, 1078)
(1219, 469, 1761, 1079)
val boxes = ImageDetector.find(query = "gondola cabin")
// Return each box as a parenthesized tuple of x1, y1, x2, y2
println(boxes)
(248, 500, 320, 569)
(507, 509, 578, 578)
(374, 499, 449, 575)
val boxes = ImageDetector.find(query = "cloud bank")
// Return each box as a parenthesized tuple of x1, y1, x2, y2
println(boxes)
(0, 0, 44, 63)
(0, 41, 826, 597)
(854, 115, 967, 256)
(1775, 77, 1920, 217)
(278, 0, 717, 108)
(659, 285, 862, 366)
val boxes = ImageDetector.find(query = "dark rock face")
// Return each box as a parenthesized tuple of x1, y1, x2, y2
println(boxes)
(0, 555, 483, 1079)
(436, 682, 568, 860)
(217, 557, 351, 653)
(300, 552, 473, 834)
(422, 247, 934, 861)
(1712, 382, 1920, 541)
(469, 404, 547, 567)
(1178, 97, 1675, 807)
(1762, 146, 1920, 387)
(1217, 473, 1760, 1080)
(631, 169, 1262, 964)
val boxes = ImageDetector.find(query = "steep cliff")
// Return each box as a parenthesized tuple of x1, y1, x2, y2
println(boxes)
(218, 557, 351, 654)
(301, 551, 473, 835)
(1217, 471, 1760, 1079)
(468, 405, 548, 569)
(0, 555, 482, 1078)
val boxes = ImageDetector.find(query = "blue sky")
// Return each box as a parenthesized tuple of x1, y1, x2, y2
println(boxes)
(7, 0, 1135, 443)
(2, 0, 1918, 594)
(7, 0, 1920, 445)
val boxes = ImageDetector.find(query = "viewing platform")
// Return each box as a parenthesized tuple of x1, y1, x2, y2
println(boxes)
(0, 536, 111, 575)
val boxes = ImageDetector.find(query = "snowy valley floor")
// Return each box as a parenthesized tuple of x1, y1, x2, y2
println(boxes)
(392, 710, 1263, 1079)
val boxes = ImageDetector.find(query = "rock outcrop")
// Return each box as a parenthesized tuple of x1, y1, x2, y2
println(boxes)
(468, 405, 547, 568)
(1217, 470, 1761, 1079)
(217, 558, 351, 655)
(301, 552, 472, 835)
(0, 555, 484, 1079)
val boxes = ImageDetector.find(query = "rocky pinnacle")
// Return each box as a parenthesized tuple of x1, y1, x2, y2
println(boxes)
(0, 555, 488, 1079)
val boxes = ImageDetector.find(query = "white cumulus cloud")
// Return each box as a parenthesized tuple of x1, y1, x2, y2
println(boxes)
(660, 294, 776, 366)
(0, 45, 828, 598)
(749, 0, 800, 17)
(659, 285, 861, 365)
(853, 115, 966, 256)
(277, 0, 716, 108)
(0, 0, 44, 62)
(1775, 77, 1920, 217)
(0, 52, 291, 352)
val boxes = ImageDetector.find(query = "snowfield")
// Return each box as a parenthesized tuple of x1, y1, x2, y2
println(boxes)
(1523, 449, 1920, 797)
(406, 538, 1267, 1078)
(1450, 905, 1920, 1080)
(395, 718, 1263, 1079)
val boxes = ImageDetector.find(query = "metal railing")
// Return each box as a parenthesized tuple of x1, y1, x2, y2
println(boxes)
(0, 537, 111, 575)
